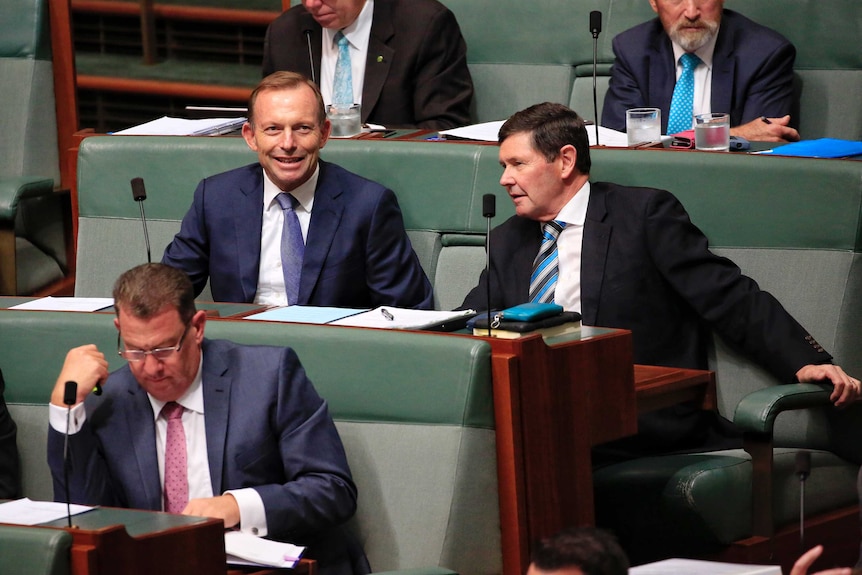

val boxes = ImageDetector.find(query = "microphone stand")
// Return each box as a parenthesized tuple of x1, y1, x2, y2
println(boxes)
(796, 450, 811, 554)
(482, 194, 496, 336)
(63, 381, 77, 528)
(590, 11, 602, 146)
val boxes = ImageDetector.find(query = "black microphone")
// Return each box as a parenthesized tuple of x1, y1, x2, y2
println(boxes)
(482, 194, 496, 337)
(589, 11, 603, 146)
(303, 28, 316, 85)
(63, 380, 77, 528)
(796, 450, 811, 552)
(131, 177, 152, 264)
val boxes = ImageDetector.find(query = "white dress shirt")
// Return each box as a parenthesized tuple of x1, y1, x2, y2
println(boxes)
(320, 0, 374, 107)
(255, 166, 319, 306)
(552, 181, 591, 314)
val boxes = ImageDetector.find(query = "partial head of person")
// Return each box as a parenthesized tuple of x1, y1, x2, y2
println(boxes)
(302, 0, 367, 30)
(650, 0, 724, 52)
(242, 71, 331, 193)
(113, 263, 207, 403)
(498, 102, 591, 222)
(527, 527, 629, 575)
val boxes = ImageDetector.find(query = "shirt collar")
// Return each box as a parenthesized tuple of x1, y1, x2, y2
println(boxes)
(262, 163, 320, 213)
(149, 354, 205, 419)
(555, 180, 590, 226)
(323, 0, 374, 50)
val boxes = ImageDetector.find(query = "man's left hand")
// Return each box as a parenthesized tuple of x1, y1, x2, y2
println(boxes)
(183, 494, 240, 528)
(796, 364, 861, 407)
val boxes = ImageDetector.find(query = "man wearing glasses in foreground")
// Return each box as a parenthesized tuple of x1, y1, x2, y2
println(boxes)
(46, 263, 367, 575)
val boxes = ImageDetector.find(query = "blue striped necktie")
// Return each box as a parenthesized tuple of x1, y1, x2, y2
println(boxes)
(333, 31, 353, 107)
(530, 220, 566, 304)
(667, 52, 701, 135)
(276, 193, 304, 304)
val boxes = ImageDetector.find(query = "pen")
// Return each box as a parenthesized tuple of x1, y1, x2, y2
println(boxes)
(380, 308, 395, 321)
(284, 555, 300, 563)
(760, 116, 772, 124)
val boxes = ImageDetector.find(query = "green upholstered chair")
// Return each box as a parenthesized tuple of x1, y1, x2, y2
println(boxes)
(0, 0, 68, 295)
(0, 524, 72, 575)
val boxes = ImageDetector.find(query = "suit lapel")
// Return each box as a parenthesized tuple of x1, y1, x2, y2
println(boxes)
(236, 167, 265, 302)
(201, 340, 231, 496)
(299, 162, 343, 304)
(362, 0, 394, 123)
(710, 23, 735, 118)
(581, 184, 611, 326)
(299, 13, 324, 84)
(649, 35, 676, 134)
(121, 374, 162, 510)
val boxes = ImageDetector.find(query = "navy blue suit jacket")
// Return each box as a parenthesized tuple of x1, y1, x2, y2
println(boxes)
(162, 161, 433, 309)
(48, 339, 364, 573)
(262, 0, 473, 130)
(462, 183, 830, 454)
(602, 10, 796, 133)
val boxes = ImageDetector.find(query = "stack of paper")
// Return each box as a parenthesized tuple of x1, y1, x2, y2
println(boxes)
(224, 531, 305, 568)
(112, 116, 246, 136)
(630, 558, 781, 575)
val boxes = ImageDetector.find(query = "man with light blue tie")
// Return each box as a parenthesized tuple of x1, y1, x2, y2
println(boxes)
(461, 102, 859, 457)
(162, 71, 433, 309)
(602, 0, 800, 142)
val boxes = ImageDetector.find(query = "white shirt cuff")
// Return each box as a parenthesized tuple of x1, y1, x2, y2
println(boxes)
(48, 402, 87, 434)
(225, 487, 268, 537)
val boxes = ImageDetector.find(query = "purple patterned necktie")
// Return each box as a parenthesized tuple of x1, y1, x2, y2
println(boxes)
(162, 401, 188, 513)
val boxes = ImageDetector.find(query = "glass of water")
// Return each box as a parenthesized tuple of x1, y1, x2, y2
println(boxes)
(694, 113, 730, 151)
(625, 108, 662, 147)
(327, 104, 362, 138)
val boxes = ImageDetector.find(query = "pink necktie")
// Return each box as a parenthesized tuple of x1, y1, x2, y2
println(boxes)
(162, 401, 188, 513)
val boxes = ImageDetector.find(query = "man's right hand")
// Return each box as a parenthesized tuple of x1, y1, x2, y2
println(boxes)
(50, 345, 109, 407)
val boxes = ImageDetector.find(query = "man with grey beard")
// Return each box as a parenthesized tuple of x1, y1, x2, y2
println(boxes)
(601, 0, 799, 142)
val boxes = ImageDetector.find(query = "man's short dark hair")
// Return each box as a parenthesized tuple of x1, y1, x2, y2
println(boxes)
(531, 527, 628, 575)
(498, 102, 591, 175)
(248, 70, 326, 126)
(113, 263, 197, 325)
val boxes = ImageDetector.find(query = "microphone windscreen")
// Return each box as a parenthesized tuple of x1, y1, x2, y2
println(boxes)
(131, 177, 147, 201)
(590, 10, 602, 34)
(795, 450, 811, 478)
(483, 194, 496, 218)
(63, 381, 77, 406)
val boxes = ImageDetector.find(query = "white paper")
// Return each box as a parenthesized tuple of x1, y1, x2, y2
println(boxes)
(329, 306, 475, 329)
(244, 306, 367, 324)
(439, 120, 630, 147)
(224, 531, 305, 568)
(112, 116, 246, 136)
(0, 498, 94, 525)
(629, 558, 781, 575)
(10, 296, 114, 312)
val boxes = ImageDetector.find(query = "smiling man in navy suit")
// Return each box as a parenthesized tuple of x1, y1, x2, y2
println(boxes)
(602, 0, 799, 142)
(47, 263, 367, 575)
(162, 71, 432, 309)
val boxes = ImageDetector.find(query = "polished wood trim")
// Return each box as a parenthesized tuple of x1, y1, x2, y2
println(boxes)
(49, 0, 81, 191)
(77, 75, 253, 101)
(633, 364, 715, 413)
(72, 0, 280, 25)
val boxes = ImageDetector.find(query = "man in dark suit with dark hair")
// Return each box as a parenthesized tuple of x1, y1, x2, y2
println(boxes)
(162, 71, 433, 309)
(47, 263, 367, 575)
(602, 0, 799, 142)
(262, 0, 473, 130)
(461, 102, 859, 456)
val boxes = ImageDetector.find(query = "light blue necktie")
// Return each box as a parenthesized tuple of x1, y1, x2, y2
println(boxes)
(276, 193, 304, 304)
(667, 53, 701, 135)
(529, 220, 566, 304)
(333, 31, 353, 107)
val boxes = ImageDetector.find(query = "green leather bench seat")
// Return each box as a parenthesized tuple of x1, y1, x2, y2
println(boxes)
(0, 309, 500, 574)
(0, 524, 72, 575)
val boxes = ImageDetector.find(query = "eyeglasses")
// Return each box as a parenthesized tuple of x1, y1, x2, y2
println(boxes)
(118, 323, 191, 362)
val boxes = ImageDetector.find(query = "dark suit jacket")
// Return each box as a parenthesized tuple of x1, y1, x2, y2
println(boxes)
(48, 339, 366, 575)
(0, 369, 20, 499)
(161, 160, 433, 309)
(602, 10, 796, 133)
(462, 183, 831, 454)
(262, 0, 473, 130)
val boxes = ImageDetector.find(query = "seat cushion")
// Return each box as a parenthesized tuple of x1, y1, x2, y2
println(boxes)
(594, 448, 858, 564)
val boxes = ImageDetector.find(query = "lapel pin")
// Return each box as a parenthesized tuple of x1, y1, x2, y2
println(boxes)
(376, 55, 384, 63)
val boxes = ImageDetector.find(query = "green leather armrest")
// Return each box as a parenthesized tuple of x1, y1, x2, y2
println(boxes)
(0, 524, 72, 575)
(733, 383, 833, 434)
(372, 568, 458, 575)
(0, 177, 55, 220)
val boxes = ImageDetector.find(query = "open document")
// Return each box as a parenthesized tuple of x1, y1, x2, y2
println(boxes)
(112, 116, 246, 136)
(329, 307, 475, 330)
(0, 498, 94, 525)
(439, 120, 629, 147)
(224, 531, 305, 568)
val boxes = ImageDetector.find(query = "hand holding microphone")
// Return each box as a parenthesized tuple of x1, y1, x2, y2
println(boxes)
(51, 345, 109, 407)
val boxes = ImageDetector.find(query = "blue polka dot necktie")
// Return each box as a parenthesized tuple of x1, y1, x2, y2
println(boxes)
(667, 53, 701, 135)
(529, 220, 566, 304)
(333, 31, 354, 107)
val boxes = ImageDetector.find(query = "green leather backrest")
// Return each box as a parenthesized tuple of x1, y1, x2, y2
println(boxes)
(0, 524, 71, 575)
